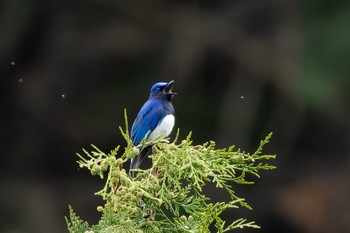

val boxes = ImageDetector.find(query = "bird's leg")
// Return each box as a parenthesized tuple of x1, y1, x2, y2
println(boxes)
(113, 164, 123, 194)
(150, 145, 163, 176)
(151, 167, 160, 176)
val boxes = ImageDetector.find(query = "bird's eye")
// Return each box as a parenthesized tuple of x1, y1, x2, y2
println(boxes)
(156, 88, 160, 91)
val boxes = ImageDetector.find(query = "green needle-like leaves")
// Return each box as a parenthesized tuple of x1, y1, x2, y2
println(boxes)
(66, 110, 276, 232)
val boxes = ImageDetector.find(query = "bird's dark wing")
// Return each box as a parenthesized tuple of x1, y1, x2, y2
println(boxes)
(129, 145, 152, 178)
(131, 99, 164, 146)
(130, 100, 164, 176)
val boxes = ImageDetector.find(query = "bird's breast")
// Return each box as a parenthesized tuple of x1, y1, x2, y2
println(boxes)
(148, 114, 175, 141)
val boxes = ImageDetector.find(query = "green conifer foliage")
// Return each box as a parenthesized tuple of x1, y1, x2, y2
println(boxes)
(66, 110, 276, 232)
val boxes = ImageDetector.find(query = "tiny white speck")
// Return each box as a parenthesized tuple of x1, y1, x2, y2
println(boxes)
(18, 78, 23, 83)
(61, 94, 66, 99)
(11, 61, 15, 66)
(240, 95, 244, 99)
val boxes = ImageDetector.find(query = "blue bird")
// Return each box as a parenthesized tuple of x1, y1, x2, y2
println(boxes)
(129, 80, 176, 176)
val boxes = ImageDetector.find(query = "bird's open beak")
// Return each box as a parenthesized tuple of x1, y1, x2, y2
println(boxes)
(164, 80, 176, 95)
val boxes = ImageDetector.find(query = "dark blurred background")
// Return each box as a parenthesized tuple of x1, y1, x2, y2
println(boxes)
(1, 0, 349, 232)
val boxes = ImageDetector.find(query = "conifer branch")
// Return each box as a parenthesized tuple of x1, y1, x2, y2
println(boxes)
(66, 111, 276, 232)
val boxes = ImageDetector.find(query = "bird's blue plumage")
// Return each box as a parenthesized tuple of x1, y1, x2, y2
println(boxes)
(129, 81, 176, 176)
(131, 99, 166, 145)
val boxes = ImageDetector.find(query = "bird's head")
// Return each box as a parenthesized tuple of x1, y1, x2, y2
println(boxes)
(149, 80, 176, 101)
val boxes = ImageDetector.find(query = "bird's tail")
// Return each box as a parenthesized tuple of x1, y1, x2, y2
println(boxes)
(129, 145, 153, 178)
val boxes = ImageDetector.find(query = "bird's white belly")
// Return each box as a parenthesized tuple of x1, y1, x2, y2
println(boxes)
(148, 114, 175, 141)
